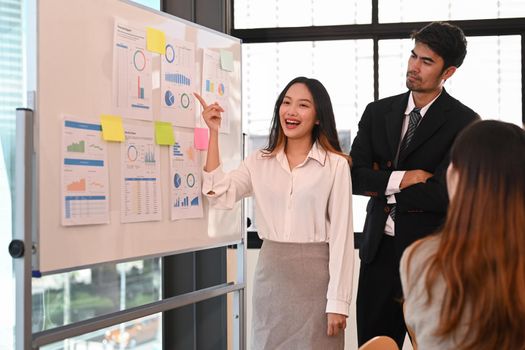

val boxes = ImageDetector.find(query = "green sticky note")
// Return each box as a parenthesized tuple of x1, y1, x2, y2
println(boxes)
(146, 27, 166, 55)
(155, 121, 175, 145)
(100, 115, 125, 142)
(220, 49, 234, 72)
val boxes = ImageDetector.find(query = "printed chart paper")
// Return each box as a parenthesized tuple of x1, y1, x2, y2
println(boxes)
(160, 37, 196, 127)
(121, 123, 162, 223)
(170, 129, 203, 220)
(201, 49, 230, 133)
(61, 118, 109, 226)
(113, 22, 153, 121)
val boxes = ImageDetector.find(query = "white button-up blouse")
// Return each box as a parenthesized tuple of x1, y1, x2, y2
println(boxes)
(202, 142, 354, 316)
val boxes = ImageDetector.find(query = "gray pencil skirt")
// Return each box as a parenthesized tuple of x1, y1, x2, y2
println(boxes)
(251, 240, 344, 350)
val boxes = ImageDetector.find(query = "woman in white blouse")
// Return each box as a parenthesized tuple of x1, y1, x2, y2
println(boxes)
(194, 76, 354, 349)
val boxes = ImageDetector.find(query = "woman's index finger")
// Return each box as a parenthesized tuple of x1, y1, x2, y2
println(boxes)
(193, 92, 208, 109)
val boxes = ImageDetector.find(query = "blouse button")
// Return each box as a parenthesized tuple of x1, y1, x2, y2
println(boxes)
(384, 206, 390, 214)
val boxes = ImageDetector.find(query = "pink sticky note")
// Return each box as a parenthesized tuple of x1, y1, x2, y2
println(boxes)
(194, 127, 209, 150)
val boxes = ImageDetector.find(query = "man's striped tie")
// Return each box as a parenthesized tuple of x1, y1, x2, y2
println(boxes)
(399, 107, 422, 156)
(390, 107, 422, 222)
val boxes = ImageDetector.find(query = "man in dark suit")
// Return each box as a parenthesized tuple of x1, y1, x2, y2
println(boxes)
(350, 22, 479, 348)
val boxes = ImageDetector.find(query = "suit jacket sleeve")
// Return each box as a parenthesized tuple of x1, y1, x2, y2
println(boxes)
(395, 107, 480, 213)
(350, 103, 391, 198)
(395, 153, 449, 213)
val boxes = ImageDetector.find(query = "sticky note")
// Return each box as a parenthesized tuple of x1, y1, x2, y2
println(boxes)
(194, 127, 209, 150)
(155, 121, 175, 145)
(146, 27, 166, 55)
(100, 115, 125, 142)
(220, 49, 234, 72)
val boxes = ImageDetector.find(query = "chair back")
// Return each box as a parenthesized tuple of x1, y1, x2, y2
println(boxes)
(359, 336, 399, 350)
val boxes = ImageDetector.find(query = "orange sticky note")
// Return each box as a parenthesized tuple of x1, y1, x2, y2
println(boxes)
(194, 128, 209, 150)
(100, 115, 125, 142)
(146, 27, 166, 55)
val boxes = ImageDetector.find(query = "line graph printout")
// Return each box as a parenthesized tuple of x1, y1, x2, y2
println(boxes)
(61, 117, 109, 226)
(169, 129, 203, 220)
(121, 123, 162, 223)
(113, 21, 153, 121)
(201, 49, 230, 133)
(160, 37, 196, 128)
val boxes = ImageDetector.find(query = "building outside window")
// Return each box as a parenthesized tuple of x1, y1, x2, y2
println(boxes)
(1, 1, 163, 349)
(1, 0, 25, 348)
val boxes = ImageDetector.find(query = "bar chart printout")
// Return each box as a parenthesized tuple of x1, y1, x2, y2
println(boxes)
(201, 48, 230, 133)
(113, 22, 153, 121)
(169, 129, 203, 220)
(61, 117, 110, 226)
(121, 123, 162, 223)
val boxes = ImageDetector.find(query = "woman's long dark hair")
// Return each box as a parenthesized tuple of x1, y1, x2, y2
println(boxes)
(407, 120, 525, 350)
(263, 76, 350, 162)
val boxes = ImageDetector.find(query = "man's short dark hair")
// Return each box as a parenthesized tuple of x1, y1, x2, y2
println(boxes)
(411, 21, 467, 70)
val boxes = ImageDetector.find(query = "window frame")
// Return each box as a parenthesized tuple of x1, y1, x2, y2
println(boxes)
(230, 0, 525, 124)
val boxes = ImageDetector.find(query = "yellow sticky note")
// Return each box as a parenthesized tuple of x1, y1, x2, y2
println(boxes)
(100, 115, 125, 142)
(194, 127, 209, 150)
(155, 121, 175, 145)
(220, 49, 234, 72)
(146, 27, 166, 55)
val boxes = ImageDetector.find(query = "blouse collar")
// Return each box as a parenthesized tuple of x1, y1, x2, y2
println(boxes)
(270, 141, 327, 170)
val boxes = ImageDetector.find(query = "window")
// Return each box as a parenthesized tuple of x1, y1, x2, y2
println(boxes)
(36, 259, 162, 349)
(235, 2, 525, 242)
(243, 40, 373, 135)
(130, 0, 161, 11)
(234, 0, 371, 29)
(378, 0, 525, 23)
(42, 314, 162, 350)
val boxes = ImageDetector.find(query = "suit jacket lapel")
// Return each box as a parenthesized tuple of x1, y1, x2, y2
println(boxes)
(385, 92, 410, 160)
(398, 89, 452, 163)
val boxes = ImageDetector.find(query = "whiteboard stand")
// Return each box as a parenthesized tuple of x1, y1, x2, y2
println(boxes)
(234, 229, 247, 349)
(12, 108, 35, 350)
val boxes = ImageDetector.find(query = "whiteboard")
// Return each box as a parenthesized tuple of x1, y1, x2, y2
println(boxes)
(35, 0, 242, 273)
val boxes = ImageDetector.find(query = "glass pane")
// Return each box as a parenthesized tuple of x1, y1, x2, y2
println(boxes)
(447, 36, 522, 126)
(378, 36, 522, 126)
(379, 0, 525, 23)
(0, 0, 24, 347)
(41, 314, 162, 350)
(242, 40, 373, 135)
(242, 40, 374, 231)
(32, 258, 162, 332)
(378, 38, 413, 99)
(234, 0, 371, 29)
(130, 0, 161, 11)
